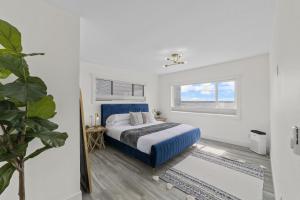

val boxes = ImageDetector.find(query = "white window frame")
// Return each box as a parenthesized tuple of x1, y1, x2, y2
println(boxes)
(171, 77, 240, 116)
(91, 75, 146, 102)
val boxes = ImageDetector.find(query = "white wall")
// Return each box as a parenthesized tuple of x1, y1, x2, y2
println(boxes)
(0, 1, 81, 200)
(80, 61, 159, 126)
(270, 0, 300, 199)
(159, 55, 270, 148)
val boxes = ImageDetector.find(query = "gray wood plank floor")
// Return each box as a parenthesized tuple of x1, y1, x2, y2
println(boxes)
(82, 139, 275, 200)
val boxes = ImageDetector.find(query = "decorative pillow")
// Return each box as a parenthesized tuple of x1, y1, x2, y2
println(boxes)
(129, 112, 143, 126)
(106, 113, 130, 126)
(142, 112, 156, 124)
(113, 119, 130, 126)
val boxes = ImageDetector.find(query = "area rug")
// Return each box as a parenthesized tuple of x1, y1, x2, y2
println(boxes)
(160, 149, 264, 200)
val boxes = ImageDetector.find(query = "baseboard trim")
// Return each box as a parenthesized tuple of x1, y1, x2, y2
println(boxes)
(201, 135, 249, 148)
(202, 135, 270, 155)
(64, 191, 82, 200)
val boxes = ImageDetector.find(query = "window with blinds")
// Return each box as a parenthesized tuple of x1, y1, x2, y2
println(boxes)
(133, 84, 144, 97)
(96, 79, 112, 96)
(95, 78, 145, 101)
(113, 81, 132, 96)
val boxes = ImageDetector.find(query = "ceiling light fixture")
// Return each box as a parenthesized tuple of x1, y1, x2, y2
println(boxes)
(163, 53, 187, 68)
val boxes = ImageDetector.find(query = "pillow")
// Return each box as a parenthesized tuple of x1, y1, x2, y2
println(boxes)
(129, 112, 143, 126)
(142, 112, 156, 124)
(112, 119, 130, 126)
(106, 113, 130, 126)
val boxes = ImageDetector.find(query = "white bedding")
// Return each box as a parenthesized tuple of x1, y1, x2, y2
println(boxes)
(106, 121, 195, 154)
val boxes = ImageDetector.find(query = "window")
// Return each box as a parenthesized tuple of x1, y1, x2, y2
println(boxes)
(96, 79, 112, 96)
(95, 78, 145, 101)
(217, 81, 235, 102)
(113, 81, 132, 96)
(181, 83, 216, 102)
(172, 80, 237, 115)
(133, 84, 144, 97)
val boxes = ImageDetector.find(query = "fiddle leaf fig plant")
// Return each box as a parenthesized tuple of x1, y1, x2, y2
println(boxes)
(0, 19, 68, 200)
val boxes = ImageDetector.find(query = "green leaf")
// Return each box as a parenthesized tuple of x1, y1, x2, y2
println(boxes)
(0, 100, 24, 127)
(0, 68, 11, 79)
(0, 110, 23, 122)
(0, 143, 28, 162)
(0, 76, 47, 103)
(26, 118, 58, 132)
(0, 135, 4, 144)
(12, 143, 28, 158)
(24, 77, 47, 101)
(0, 152, 19, 162)
(0, 19, 22, 52)
(0, 163, 16, 194)
(0, 146, 6, 155)
(28, 96, 56, 119)
(24, 146, 51, 161)
(0, 51, 29, 78)
(0, 49, 17, 54)
(0, 100, 17, 111)
(29, 131, 68, 147)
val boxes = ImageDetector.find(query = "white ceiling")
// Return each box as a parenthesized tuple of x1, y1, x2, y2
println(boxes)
(46, 0, 274, 74)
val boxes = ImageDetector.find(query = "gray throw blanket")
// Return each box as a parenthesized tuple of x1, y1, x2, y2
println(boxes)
(120, 123, 180, 148)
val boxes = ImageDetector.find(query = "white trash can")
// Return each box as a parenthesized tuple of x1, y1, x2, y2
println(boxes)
(250, 130, 267, 155)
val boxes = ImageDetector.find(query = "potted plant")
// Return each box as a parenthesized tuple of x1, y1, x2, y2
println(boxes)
(0, 19, 68, 200)
(153, 109, 161, 117)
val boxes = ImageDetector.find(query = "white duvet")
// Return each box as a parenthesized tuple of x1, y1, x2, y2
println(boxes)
(106, 121, 196, 154)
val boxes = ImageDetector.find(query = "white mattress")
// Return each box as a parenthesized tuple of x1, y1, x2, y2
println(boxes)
(106, 122, 195, 154)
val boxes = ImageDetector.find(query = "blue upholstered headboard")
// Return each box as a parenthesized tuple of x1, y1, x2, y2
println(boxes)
(101, 104, 149, 126)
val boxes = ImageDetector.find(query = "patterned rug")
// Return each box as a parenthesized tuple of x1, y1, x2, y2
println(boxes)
(160, 149, 265, 200)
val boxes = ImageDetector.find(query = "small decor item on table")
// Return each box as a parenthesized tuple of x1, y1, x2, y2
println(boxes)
(86, 126, 106, 152)
(94, 113, 100, 126)
(89, 113, 100, 127)
(153, 109, 161, 117)
(89, 114, 93, 127)
(0, 19, 68, 200)
(153, 109, 166, 122)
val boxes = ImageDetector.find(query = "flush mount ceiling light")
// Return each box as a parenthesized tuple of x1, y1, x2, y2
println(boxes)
(163, 53, 187, 68)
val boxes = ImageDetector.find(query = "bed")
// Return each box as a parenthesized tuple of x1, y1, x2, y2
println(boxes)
(101, 104, 201, 168)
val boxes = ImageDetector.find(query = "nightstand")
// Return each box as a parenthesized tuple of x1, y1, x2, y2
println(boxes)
(155, 117, 167, 122)
(86, 126, 106, 152)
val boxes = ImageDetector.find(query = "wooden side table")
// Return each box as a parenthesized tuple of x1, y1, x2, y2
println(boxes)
(155, 117, 167, 122)
(86, 126, 106, 152)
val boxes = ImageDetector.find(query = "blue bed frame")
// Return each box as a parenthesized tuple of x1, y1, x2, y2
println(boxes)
(101, 104, 201, 168)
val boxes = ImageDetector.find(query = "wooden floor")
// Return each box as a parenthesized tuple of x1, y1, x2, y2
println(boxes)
(82, 139, 275, 200)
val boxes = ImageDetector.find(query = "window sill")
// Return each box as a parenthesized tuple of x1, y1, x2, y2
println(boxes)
(171, 107, 240, 118)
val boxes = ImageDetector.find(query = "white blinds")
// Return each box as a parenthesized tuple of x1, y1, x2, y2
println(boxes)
(133, 84, 144, 97)
(95, 78, 145, 101)
(96, 79, 111, 97)
(113, 81, 132, 96)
